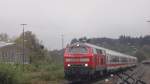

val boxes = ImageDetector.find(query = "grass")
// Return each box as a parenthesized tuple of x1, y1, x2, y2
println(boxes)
(0, 63, 64, 84)
(0, 64, 23, 84)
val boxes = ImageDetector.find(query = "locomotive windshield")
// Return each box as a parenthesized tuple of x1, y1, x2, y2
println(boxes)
(67, 46, 88, 54)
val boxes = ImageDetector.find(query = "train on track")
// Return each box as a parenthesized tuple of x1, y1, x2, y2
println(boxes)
(64, 42, 137, 80)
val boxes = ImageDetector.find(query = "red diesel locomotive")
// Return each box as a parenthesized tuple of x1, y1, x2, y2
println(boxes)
(64, 43, 137, 80)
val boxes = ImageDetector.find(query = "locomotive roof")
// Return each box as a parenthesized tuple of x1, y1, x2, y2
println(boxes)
(84, 43, 136, 59)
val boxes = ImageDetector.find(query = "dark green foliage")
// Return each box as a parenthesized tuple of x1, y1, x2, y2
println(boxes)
(0, 33, 11, 42)
(135, 51, 146, 62)
(0, 64, 23, 84)
(135, 45, 150, 62)
(0, 63, 64, 84)
(71, 38, 78, 44)
(21, 63, 64, 84)
(140, 36, 150, 45)
(15, 31, 48, 64)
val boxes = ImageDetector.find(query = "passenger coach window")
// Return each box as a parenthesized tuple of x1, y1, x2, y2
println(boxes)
(68, 46, 88, 54)
(93, 48, 97, 54)
(102, 51, 105, 55)
(96, 49, 102, 54)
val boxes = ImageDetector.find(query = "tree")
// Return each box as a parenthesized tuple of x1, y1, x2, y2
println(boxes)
(78, 37, 87, 43)
(135, 51, 147, 62)
(70, 38, 78, 44)
(140, 35, 150, 45)
(0, 33, 9, 42)
(15, 31, 47, 64)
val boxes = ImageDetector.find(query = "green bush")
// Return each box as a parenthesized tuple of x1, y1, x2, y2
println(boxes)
(0, 64, 23, 84)
(0, 63, 64, 84)
(20, 63, 64, 84)
(39, 64, 64, 81)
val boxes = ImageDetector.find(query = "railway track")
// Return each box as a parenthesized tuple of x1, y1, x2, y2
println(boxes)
(116, 64, 146, 84)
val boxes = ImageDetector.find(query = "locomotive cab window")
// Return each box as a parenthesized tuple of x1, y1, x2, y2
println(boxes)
(67, 46, 88, 54)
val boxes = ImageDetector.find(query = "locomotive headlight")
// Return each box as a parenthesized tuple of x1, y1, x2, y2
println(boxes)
(67, 64, 71, 67)
(85, 64, 88, 67)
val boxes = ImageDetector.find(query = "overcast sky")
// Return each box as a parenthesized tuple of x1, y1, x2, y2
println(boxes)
(0, 0, 150, 49)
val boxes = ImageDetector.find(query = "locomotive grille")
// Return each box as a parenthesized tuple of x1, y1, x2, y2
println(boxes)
(70, 64, 84, 67)
(65, 58, 89, 62)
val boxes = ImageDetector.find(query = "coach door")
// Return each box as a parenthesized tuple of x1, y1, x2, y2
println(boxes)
(92, 48, 98, 67)
(96, 49, 106, 68)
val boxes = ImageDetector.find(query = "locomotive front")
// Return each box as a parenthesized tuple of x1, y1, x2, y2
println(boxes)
(64, 43, 94, 80)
